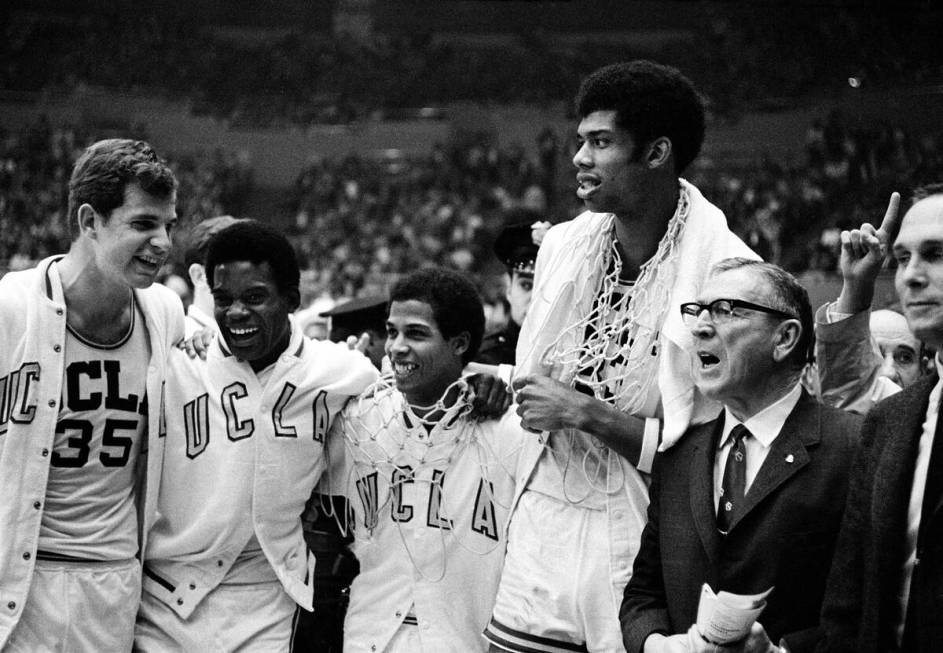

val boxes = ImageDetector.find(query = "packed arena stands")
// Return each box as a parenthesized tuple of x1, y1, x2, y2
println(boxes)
(3, 4, 940, 126)
(2, 1, 942, 306)
(3, 110, 942, 304)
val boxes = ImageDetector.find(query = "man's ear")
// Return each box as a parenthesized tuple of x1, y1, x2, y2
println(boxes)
(77, 203, 98, 238)
(285, 288, 301, 313)
(772, 320, 802, 363)
(646, 137, 673, 169)
(188, 263, 207, 289)
(451, 332, 471, 359)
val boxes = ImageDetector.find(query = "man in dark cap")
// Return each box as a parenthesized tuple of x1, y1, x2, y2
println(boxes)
(477, 216, 548, 366)
(320, 295, 389, 371)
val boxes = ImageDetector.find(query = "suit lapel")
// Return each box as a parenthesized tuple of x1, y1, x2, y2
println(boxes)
(690, 418, 724, 565)
(883, 376, 938, 531)
(728, 393, 817, 532)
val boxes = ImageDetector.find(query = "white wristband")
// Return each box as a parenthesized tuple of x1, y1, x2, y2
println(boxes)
(638, 418, 660, 474)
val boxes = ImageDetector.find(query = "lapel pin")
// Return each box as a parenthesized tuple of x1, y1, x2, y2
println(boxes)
(785, 454, 794, 464)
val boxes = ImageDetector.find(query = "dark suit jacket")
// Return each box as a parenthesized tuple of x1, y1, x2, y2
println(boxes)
(818, 373, 943, 653)
(620, 391, 861, 653)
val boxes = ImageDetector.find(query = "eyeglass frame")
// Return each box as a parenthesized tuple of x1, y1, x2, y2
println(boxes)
(679, 298, 798, 325)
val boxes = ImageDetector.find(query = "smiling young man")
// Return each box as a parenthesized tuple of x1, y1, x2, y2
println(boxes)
(315, 267, 525, 653)
(621, 258, 860, 653)
(134, 220, 378, 651)
(486, 61, 757, 653)
(820, 185, 943, 652)
(0, 139, 182, 651)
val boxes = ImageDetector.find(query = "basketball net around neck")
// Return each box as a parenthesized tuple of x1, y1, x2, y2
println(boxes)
(319, 375, 520, 581)
(540, 183, 691, 415)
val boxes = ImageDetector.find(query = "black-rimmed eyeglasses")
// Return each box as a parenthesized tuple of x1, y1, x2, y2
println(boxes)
(680, 299, 797, 325)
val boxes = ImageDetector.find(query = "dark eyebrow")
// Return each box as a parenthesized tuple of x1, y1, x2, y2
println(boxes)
(578, 129, 613, 138)
(894, 239, 943, 252)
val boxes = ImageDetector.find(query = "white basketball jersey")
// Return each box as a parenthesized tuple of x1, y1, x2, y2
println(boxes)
(40, 300, 149, 559)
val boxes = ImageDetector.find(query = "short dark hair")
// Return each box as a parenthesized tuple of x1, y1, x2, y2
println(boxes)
(911, 182, 943, 206)
(575, 60, 706, 174)
(68, 139, 177, 238)
(205, 220, 300, 299)
(390, 267, 485, 365)
(183, 215, 244, 269)
(710, 258, 814, 368)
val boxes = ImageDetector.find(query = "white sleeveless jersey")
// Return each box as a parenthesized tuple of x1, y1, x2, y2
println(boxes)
(39, 300, 149, 560)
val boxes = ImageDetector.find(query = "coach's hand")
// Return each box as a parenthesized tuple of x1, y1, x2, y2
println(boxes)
(177, 327, 216, 360)
(465, 373, 512, 420)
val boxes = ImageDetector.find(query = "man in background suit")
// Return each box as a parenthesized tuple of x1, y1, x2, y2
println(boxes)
(621, 258, 861, 653)
(819, 184, 943, 652)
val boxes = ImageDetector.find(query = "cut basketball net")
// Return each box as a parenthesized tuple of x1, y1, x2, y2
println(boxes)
(522, 186, 691, 499)
(317, 375, 521, 581)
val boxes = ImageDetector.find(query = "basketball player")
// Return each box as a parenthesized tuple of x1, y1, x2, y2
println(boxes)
(484, 61, 758, 653)
(179, 215, 243, 336)
(0, 139, 181, 651)
(315, 267, 525, 653)
(134, 220, 379, 651)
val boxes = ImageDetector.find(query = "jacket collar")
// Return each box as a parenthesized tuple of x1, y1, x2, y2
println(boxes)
(690, 389, 821, 558)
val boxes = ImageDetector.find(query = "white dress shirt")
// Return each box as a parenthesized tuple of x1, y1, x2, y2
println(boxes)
(713, 384, 803, 510)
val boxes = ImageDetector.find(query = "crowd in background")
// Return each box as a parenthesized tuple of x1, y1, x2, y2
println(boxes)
(693, 111, 943, 272)
(0, 119, 253, 270)
(2, 6, 940, 127)
(3, 111, 943, 310)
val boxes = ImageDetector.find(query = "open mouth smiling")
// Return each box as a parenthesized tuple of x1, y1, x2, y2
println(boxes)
(228, 326, 259, 338)
(392, 361, 418, 377)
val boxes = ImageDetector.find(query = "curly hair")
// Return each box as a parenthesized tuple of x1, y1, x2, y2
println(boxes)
(205, 220, 300, 300)
(575, 60, 706, 174)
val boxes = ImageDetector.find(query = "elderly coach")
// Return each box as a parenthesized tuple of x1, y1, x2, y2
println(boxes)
(621, 258, 861, 653)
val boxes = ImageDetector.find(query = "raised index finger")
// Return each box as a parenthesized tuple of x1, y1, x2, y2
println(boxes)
(875, 192, 901, 243)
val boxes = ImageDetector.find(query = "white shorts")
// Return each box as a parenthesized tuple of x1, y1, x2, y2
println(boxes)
(135, 578, 297, 652)
(484, 491, 629, 653)
(5, 556, 140, 653)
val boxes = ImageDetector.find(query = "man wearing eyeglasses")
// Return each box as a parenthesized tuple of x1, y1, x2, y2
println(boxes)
(621, 258, 861, 653)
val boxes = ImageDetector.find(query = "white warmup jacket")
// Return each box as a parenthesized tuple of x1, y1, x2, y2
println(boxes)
(143, 323, 378, 617)
(0, 256, 184, 649)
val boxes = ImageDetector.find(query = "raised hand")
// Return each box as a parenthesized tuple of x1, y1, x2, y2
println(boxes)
(836, 192, 901, 314)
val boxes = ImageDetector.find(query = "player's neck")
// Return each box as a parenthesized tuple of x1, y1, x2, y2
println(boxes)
(57, 249, 134, 336)
(248, 326, 292, 373)
(612, 183, 678, 277)
(406, 379, 462, 422)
